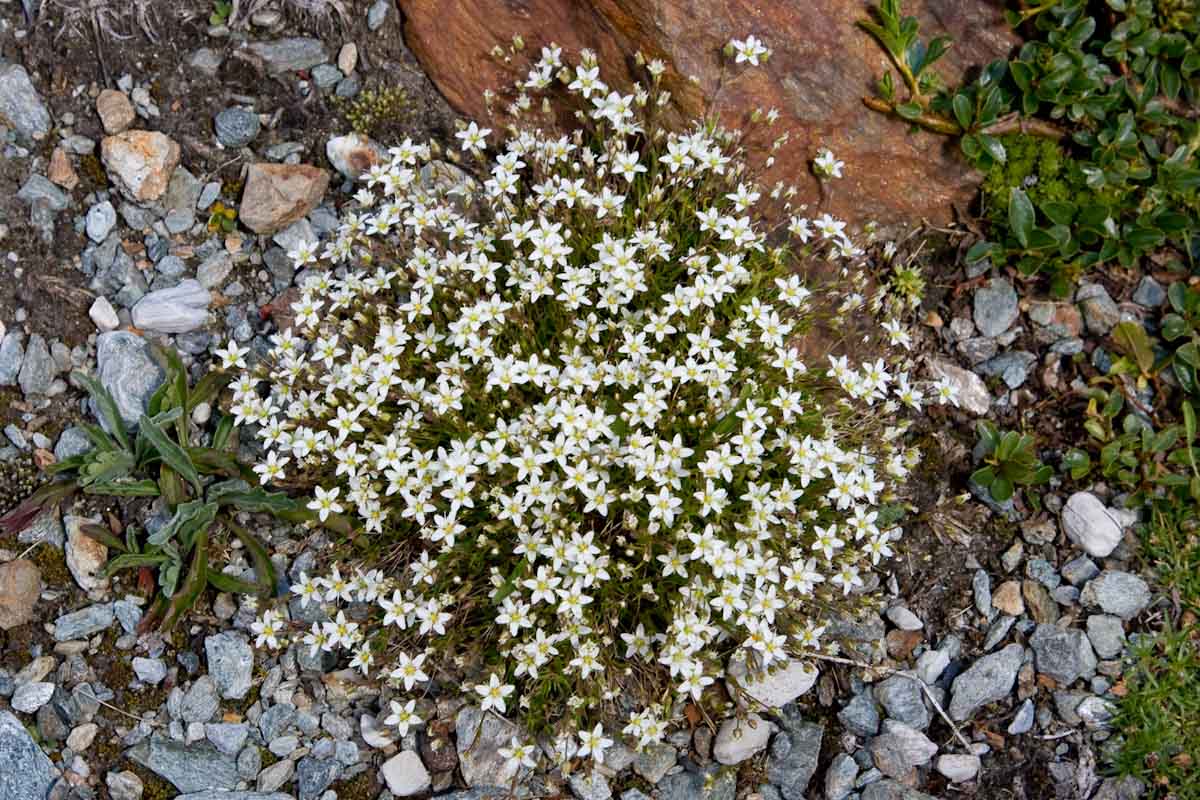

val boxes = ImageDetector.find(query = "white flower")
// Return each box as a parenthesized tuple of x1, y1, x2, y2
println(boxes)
(475, 673, 515, 714)
(307, 485, 344, 521)
(813, 148, 844, 179)
(384, 699, 423, 736)
(730, 35, 771, 66)
(456, 121, 491, 152)
(577, 723, 613, 763)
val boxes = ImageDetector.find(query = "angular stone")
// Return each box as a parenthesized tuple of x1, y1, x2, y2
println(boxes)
(0, 711, 58, 799)
(295, 756, 340, 800)
(0, 560, 41, 630)
(726, 656, 817, 709)
(17, 334, 54, 396)
(838, 691, 881, 736)
(1030, 624, 1096, 685)
(89, 296, 120, 332)
(96, 89, 136, 135)
(1086, 615, 1126, 659)
(65, 514, 109, 591)
(926, 358, 991, 415)
(868, 720, 937, 779)
(633, 742, 676, 783)
(94, 331, 165, 429)
(133, 657, 168, 685)
(127, 735, 239, 793)
(12, 681, 55, 714)
(101, 130, 182, 202)
(1081, 571, 1151, 620)
(214, 108, 261, 148)
(205, 632, 253, 699)
(180, 676, 221, 723)
(974, 278, 1019, 337)
(456, 705, 520, 788)
(936, 753, 980, 782)
(48, 147, 79, 190)
(874, 674, 930, 731)
(382, 750, 432, 796)
(249, 38, 329, 74)
(0, 64, 52, 141)
(948, 643, 1023, 721)
(240, 164, 330, 235)
(713, 713, 772, 765)
(54, 603, 114, 641)
(326, 133, 385, 180)
(1061, 492, 1123, 558)
(131, 279, 211, 333)
(766, 705, 822, 800)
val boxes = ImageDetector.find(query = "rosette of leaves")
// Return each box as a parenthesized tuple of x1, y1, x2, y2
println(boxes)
(0, 346, 347, 630)
(971, 420, 1053, 502)
(1067, 285, 1200, 504)
(861, 0, 1200, 295)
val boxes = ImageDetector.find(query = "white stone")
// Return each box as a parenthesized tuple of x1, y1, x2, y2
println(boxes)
(67, 723, 99, 751)
(1061, 491, 1123, 557)
(360, 712, 395, 749)
(936, 753, 981, 782)
(726, 657, 818, 709)
(713, 713, 773, 765)
(131, 279, 211, 333)
(338, 43, 358, 75)
(12, 681, 55, 713)
(65, 514, 109, 592)
(89, 296, 120, 332)
(886, 605, 923, 631)
(86, 201, 117, 243)
(926, 358, 991, 416)
(381, 750, 431, 797)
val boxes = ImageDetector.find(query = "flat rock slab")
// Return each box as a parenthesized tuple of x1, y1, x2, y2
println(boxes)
(127, 736, 239, 793)
(0, 710, 59, 800)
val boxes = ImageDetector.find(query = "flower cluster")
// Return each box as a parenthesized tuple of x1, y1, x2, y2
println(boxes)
(225, 39, 956, 775)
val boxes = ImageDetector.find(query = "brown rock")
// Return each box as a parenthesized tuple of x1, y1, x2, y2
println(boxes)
(266, 287, 303, 333)
(239, 163, 330, 234)
(1023, 579, 1059, 625)
(96, 89, 136, 135)
(886, 629, 923, 660)
(101, 131, 181, 202)
(65, 515, 109, 592)
(326, 133, 385, 181)
(48, 147, 79, 190)
(0, 559, 42, 630)
(395, 0, 1019, 226)
(992, 580, 1025, 616)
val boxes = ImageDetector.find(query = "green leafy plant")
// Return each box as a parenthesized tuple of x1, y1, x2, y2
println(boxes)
(1071, 286, 1200, 506)
(971, 420, 1053, 502)
(862, 0, 1200, 295)
(209, 0, 233, 26)
(0, 346, 347, 630)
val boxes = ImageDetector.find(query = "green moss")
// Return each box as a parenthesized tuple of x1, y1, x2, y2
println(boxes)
(332, 84, 411, 139)
(330, 769, 381, 800)
(981, 135, 1083, 221)
(30, 542, 72, 586)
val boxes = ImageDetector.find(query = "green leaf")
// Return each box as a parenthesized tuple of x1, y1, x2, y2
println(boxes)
(208, 570, 263, 596)
(103, 552, 168, 577)
(83, 479, 161, 497)
(989, 476, 1014, 503)
(212, 414, 234, 452)
(147, 500, 218, 547)
(73, 371, 130, 452)
(78, 522, 126, 552)
(895, 101, 924, 120)
(978, 133, 1006, 163)
(208, 479, 301, 515)
(1063, 448, 1092, 479)
(78, 449, 137, 487)
(970, 465, 996, 487)
(1008, 187, 1035, 248)
(951, 93, 973, 129)
(139, 414, 203, 495)
(162, 529, 208, 630)
(1111, 321, 1155, 374)
(225, 518, 279, 599)
(1184, 400, 1196, 442)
